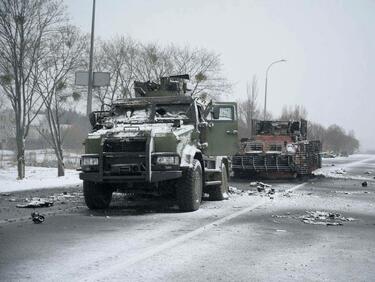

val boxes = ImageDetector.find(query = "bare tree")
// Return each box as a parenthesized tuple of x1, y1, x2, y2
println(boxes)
(280, 104, 308, 120)
(36, 25, 86, 176)
(93, 36, 139, 109)
(0, 0, 65, 179)
(91, 39, 231, 109)
(238, 75, 260, 136)
(169, 45, 231, 97)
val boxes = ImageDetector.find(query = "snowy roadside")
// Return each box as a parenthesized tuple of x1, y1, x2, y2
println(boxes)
(314, 154, 375, 181)
(0, 166, 82, 193)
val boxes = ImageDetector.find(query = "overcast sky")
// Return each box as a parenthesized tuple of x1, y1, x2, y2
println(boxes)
(65, 0, 375, 150)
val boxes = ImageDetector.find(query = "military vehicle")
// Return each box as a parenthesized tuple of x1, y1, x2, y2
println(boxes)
(232, 119, 321, 179)
(80, 75, 238, 212)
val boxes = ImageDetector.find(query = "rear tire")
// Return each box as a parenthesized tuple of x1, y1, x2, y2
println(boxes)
(209, 163, 229, 201)
(83, 181, 113, 209)
(177, 159, 203, 212)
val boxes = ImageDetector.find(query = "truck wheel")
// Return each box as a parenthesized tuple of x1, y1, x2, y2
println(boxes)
(83, 181, 113, 209)
(209, 163, 228, 201)
(177, 159, 203, 212)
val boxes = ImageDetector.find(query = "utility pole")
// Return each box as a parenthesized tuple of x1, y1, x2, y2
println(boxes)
(86, 0, 96, 117)
(263, 59, 286, 121)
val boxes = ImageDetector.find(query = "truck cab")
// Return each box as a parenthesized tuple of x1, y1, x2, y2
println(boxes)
(80, 75, 238, 212)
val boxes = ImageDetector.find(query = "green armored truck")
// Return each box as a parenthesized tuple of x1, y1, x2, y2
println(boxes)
(80, 75, 238, 212)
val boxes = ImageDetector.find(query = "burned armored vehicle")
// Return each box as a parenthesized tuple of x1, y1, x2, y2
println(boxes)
(80, 75, 238, 212)
(232, 119, 321, 179)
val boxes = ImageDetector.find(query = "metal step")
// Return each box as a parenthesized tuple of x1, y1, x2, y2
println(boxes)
(205, 180, 222, 186)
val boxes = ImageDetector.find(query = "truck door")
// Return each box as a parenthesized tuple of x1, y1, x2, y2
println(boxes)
(205, 102, 239, 156)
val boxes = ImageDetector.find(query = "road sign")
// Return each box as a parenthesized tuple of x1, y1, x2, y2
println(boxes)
(75, 71, 110, 87)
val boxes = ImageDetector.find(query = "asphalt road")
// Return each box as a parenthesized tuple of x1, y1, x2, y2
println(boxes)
(1, 155, 375, 281)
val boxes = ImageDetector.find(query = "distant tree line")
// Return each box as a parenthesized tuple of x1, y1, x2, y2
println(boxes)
(237, 76, 359, 155)
(0, 0, 230, 179)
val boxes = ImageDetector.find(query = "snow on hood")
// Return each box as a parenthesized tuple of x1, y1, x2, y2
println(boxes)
(89, 123, 194, 139)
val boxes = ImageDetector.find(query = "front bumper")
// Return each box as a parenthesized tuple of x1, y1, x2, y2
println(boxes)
(79, 170, 182, 183)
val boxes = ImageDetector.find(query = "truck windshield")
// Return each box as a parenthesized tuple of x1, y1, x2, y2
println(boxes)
(154, 104, 193, 122)
(112, 106, 151, 123)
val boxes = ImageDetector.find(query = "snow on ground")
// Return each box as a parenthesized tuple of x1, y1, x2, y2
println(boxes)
(0, 166, 81, 193)
(314, 154, 375, 180)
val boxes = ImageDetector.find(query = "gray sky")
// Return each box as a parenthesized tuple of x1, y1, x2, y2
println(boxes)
(65, 0, 375, 150)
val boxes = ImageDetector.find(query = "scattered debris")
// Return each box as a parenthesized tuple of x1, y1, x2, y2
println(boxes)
(282, 191, 293, 198)
(300, 211, 355, 226)
(1, 193, 11, 196)
(334, 168, 346, 175)
(364, 171, 373, 175)
(16, 198, 54, 208)
(31, 212, 45, 224)
(362, 181, 368, 187)
(228, 186, 244, 194)
(250, 181, 272, 188)
(9, 198, 17, 202)
(49, 192, 83, 201)
(331, 164, 335, 166)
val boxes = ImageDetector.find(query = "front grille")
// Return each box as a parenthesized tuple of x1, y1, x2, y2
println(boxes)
(244, 142, 263, 151)
(104, 138, 146, 153)
(103, 155, 147, 176)
(233, 154, 292, 171)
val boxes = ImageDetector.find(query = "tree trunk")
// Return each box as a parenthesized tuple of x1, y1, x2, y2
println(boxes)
(57, 158, 65, 177)
(16, 134, 25, 179)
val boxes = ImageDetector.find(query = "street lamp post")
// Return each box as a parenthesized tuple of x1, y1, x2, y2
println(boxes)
(86, 0, 96, 117)
(263, 59, 286, 120)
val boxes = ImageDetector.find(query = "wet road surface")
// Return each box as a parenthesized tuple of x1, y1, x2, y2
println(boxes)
(1, 155, 375, 281)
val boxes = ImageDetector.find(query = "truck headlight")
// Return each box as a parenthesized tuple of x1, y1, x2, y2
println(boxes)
(81, 156, 99, 166)
(156, 155, 180, 165)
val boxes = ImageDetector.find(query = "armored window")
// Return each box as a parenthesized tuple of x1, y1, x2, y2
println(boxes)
(207, 105, 236, 121)
(154, 104, 192, 122)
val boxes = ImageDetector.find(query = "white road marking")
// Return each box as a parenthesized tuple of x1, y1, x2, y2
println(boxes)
(85, 182, 306, 281)
(342, 157, 375, 168)
(287, 182, 306, 192)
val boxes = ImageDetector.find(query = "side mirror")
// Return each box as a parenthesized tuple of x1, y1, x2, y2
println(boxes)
(212, 106, 220, 120)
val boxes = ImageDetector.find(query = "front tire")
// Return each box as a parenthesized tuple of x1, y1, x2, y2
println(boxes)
(83, 181, 113, 209)
(177, 159, 203, 212)
(209, 163, 229, 201)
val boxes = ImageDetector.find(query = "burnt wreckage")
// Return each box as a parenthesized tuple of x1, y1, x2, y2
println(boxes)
(80, 75, 239, 212)
(232, 119, 321, 179)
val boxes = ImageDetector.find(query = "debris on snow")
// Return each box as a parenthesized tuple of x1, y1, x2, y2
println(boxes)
(250, 181, 272, 188)
(362, 181, 368, 187)
(364, 171, 373, 175)
(334, 168, 346, 175)
(299, 211, 355, 226)
(16, 198, 54, 208)
(228, 186, 243, 194)
(31, 212, 45, 224)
